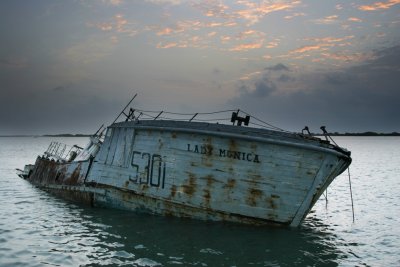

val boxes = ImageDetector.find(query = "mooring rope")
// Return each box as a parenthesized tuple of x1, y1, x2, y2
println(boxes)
(323, 188, 328, 203)
(348, 167, 355, 222)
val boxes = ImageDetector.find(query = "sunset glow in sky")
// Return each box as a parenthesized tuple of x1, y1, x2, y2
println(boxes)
(1, 0, 399, 134)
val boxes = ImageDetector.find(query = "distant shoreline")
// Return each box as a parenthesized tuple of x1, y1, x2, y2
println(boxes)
(314, 132, 400, 136)
(1, 132, 399, 137)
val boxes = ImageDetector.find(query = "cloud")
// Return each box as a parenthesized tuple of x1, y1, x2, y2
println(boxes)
(192, 0, 230, 18)
(289, 44, 329, 54)
(348, 17, 362, 22)
(236, 29, 265, 40)
(157, 27, 175, 36)
(224, 29, 266, 51)
(358, 0, 400, 11)
(320, 51, 376, 63)
(265, 63, 290, 72)
(62, 36, 116, 64)
(281, 36, 356, 64)
(313, 15, 339, 24)
(151, 18, 239, 50)
(284, 12, 306, 20)
(156, 42, 180, 49)
(103, 0, 123, 6)
(229, 45, 400, 132)
(277, 74, 294, 82)
(305, 36, 354, 44)
(91, 14, 138, 38)
(238, 74, 277, 98)
(239, 71, 262, 80)
(51, 85, 69, 92)
(190, 0, 300, 26)
(335, 4, 343, 10)
(0, 57, 28, 69)
(229, 41, 263, 51)
(234, 0, 301, 25)
(146, 0, 182, 5)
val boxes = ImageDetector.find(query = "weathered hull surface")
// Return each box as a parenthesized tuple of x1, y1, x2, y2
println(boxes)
(26, 120, 351, 227)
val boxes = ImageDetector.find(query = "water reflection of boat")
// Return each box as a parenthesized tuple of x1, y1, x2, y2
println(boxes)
(17, 98, 351, 227)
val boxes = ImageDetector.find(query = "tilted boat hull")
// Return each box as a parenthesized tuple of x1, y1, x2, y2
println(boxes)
(24, 120, 351, 227)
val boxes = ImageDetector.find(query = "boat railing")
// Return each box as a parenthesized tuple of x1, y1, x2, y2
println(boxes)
(43, 141, 83, 162)
(110, 95, 337, 142)
(119, 108, 339, 145)
(122, 108, 287, 132)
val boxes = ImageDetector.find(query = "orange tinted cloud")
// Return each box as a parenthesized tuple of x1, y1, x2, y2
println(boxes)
(305, 36, 354, 43)
(234, 0, 301, 25)
(359, 0, 400, 11)
(314, 15, 339, 24)
(290, 45, 327, 54)
(157, 27, 174, 36)
(289, 36, 354, 56)
(266, 41, 279, 48)
(236, 29, 265, 40)
(97, 23, 113, 31)
(284, 12, 306, 19)
(94, 14, 138, 36)
(321, 51, 375, 62)
(220, 35, 231, 43)
(192, 0, 230, 18)
(229, 41, 263, 51)
(156, 42, 179, 49)
(335, 4, 343, 10)
(239, 71, 261, 80)
(348, 17, 362, 22)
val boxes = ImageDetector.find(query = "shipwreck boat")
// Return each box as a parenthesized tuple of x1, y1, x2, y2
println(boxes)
(18, 101, 351, 227)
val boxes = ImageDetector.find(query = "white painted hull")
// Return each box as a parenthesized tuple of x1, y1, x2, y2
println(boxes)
(22, 120, 351, 226)
(80, 120, 351, 226)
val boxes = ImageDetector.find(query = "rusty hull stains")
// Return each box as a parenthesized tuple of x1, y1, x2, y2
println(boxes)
(27, 157, 92, 204)
(29, 157, 90, 187)
(246, 188, 263, 207)
(170, 184, 177, 198)
(182, 173, 197, 196)
(225, 178, 236, 189)
(202, 189, 211, 207)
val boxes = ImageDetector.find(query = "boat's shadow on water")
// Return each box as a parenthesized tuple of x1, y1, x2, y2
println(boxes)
(56, 202, 346, 267)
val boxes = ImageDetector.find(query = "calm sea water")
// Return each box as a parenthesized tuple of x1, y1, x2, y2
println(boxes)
(0, 136, 399, 266)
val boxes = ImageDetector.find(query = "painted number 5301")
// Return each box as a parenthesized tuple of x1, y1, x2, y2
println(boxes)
(130, 151, 166, 189)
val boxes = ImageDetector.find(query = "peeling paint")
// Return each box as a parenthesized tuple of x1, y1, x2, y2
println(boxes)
(21, 119, 351, 227)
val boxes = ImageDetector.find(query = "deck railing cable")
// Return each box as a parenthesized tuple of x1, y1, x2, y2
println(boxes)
(122, 108, 288, 132)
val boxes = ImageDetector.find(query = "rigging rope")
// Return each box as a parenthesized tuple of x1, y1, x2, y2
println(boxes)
(348, 167, 355, 223)
(112, 93, 288, 133)
(128, 108, 288, 132)
(239, 109, 289, 132)
(134, 108, 237, 116)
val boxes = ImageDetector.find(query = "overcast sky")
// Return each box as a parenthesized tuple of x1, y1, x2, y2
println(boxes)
(1, 0, 399, 135)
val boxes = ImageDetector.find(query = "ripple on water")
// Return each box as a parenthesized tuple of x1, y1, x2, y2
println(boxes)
(1, 137, 400, 266)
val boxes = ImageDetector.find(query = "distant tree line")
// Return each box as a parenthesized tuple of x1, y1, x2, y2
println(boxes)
(42, 134, 91, 137)
(314, 132, 400, 136)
